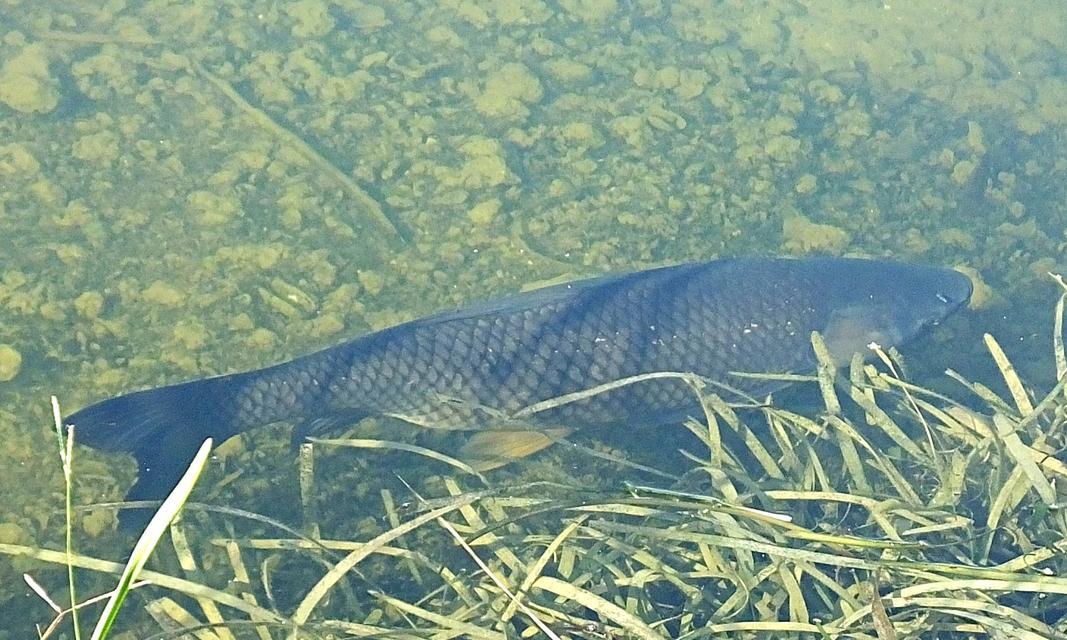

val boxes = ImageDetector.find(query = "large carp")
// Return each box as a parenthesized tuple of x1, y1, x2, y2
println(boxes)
(67, 257, 972, 515)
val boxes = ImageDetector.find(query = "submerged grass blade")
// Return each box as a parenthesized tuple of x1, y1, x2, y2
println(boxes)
(52, 397, 81, 640)
(3, 542, 287, 622)
(369, 590, 504, 639)
(984, 334, 1035, 415)
(291, 494, 479, 625)
(1053, 274, 1067, 383)
(309, 436, 488, 483)
(500, 517, 586, 624)
(168, 522, 235, 640)
(533, 576, 667, 640)
(90, 438, 213, 640)
(992, 414, 1057, 505)
(188, 60, 404, 244)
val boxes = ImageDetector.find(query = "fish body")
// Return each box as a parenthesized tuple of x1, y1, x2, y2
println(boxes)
(68, 257, 971, 514)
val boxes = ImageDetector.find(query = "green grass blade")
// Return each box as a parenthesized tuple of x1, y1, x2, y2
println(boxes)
(51, 396, 82, 640)
(90, 438, 213, 640)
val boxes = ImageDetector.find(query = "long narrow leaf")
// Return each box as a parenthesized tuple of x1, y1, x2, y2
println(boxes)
(91, 438, 213, 640)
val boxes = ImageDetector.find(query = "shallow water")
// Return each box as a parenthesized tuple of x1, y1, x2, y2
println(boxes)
(1, 0, 1066, 636)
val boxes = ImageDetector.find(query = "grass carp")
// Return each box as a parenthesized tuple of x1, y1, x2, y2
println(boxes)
(67, 257, 972, 520)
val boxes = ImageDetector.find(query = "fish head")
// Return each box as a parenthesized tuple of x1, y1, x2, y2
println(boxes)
(816, 260, 973, 365)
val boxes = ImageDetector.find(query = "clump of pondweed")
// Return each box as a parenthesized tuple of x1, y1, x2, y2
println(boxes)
(10, 285, 1067, 639)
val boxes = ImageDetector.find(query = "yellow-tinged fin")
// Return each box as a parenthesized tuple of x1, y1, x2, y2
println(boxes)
(459, 428, 572, 471)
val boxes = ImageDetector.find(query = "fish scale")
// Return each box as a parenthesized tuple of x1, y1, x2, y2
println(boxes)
(67, 256, 972, 523)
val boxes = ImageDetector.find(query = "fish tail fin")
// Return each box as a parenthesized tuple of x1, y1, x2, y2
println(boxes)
(65, 375, 242, 527)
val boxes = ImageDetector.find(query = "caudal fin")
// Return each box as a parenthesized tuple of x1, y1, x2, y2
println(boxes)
(65, 375, 241, 528)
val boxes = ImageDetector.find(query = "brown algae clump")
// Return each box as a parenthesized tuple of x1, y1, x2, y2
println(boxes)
(782, 213, 851, 254)
(0, 44, 59, 114)
(0, 345, 22, 382)
(142, 281, 185, 308)
(472, 63, 543, 119)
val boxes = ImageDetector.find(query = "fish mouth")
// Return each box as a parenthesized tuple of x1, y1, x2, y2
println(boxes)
(939, 268, 974, 313)
(819, 264, 973, 365)
(911, 267, 975, 332)
(920, 267, 973, 331)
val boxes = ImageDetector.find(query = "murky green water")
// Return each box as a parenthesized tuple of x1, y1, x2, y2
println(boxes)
(2, 0, 1066, 636)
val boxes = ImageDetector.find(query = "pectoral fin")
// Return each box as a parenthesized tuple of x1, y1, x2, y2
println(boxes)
(459, 427, 572, 471)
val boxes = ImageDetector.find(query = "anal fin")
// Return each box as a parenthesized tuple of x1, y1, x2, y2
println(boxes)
(459, 427, 572, 472)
